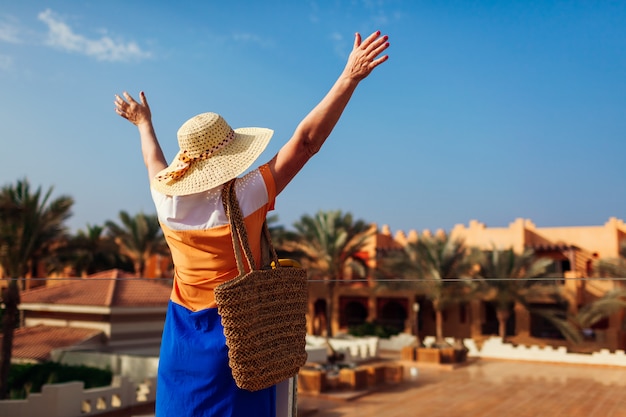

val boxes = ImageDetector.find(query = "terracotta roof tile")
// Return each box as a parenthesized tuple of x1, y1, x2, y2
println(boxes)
(0, 325, 104, 362)
(528, 244, 580, 251)
(376, 232, 404, 251)
(21, 278, 112, 306)
(111, 278, 171, 307)
(20, 269, 171, 308)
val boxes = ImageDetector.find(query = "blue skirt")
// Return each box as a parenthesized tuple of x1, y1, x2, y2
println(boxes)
(156, 301, 276, 417)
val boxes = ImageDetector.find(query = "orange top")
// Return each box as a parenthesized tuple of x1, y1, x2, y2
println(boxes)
(151, 164, 276, 311)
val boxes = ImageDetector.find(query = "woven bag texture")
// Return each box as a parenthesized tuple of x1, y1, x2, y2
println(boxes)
(214, 179, 308, 391)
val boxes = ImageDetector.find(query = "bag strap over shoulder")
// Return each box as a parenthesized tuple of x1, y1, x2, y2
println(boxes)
(221, 179, 279, 275)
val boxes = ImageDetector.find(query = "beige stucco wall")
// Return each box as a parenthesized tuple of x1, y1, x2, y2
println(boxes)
(531, 217, 626, 258)
(446, 217, 626, 259)
(450, 218, 528, 253)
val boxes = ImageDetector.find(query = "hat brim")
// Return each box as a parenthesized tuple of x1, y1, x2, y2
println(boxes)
(151, 127, 274, 196)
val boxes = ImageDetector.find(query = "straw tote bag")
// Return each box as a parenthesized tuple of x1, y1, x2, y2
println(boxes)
(214, 179, 309, 391)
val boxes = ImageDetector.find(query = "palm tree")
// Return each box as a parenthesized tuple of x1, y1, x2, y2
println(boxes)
(547, 245, 626, 344)
(520, 244, 626, 345)
(49, 224, 123, 276)
(593, 242, 626, 279)
(379, 233, 479, 346)
(105, 211, 168, 277)
(266, 215, 305, 261)
(576, 289, 626, 331)
(536, 288, 626, 345)
(0, 178, 73, 399)
(476, 247, 555, 340)
(285, 210, 372, 337)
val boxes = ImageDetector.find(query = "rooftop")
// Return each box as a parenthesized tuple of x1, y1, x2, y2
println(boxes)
(20, 269, 171, 308)
(0, 325, 104, 362)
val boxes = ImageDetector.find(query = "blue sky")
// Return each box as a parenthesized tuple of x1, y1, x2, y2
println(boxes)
(1, 1, 624, 235)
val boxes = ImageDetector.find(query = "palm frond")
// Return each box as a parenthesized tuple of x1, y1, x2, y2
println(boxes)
(105, 211, 167, 276)
(577, 289, 626, 328)
(0, 178, 73, 278)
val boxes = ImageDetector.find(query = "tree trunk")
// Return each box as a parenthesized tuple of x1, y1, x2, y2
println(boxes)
(325, 280, 335, 338)
(496, 308, 510, 340)
(414, 309, 422, 347)
(0, 280, 20, 399)
(435, 308, 444, 345)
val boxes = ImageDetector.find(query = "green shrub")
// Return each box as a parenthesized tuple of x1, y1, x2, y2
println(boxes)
(348, 321, 402, 339)
(8, 362, 113, 399)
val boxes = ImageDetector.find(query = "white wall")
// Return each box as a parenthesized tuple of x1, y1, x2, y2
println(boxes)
(0, 376, 155, 417)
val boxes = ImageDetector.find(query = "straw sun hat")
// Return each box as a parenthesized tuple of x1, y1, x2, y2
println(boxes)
(151, 112, 273, 196)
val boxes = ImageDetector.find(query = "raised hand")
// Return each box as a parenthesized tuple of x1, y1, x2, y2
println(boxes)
(114, 91, 152, 127)
(342, 30, 390, 82)
(114, 90, 166, 177)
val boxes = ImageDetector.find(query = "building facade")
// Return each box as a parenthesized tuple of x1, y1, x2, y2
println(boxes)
(308, 217, 626, 352)
(12, 269, 171, 360)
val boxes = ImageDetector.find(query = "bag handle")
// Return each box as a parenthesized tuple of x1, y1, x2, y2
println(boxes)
(221, 179, 279, 275)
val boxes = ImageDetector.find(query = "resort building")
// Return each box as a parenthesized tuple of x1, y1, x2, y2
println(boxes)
(6, 269, 171, 363)
(309, 217, 626, 352)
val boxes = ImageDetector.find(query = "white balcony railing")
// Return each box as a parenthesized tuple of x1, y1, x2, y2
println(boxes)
(0, 375, 156, 417)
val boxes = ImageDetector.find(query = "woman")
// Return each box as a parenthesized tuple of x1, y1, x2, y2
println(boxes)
(115, 30, 389, 417)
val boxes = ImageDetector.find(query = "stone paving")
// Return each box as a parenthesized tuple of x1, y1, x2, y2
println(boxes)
(297, 359, 626, 417)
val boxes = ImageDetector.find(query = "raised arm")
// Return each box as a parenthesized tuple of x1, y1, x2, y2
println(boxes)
(268, 30, 390, 195)
(114, 91, 168, 180)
